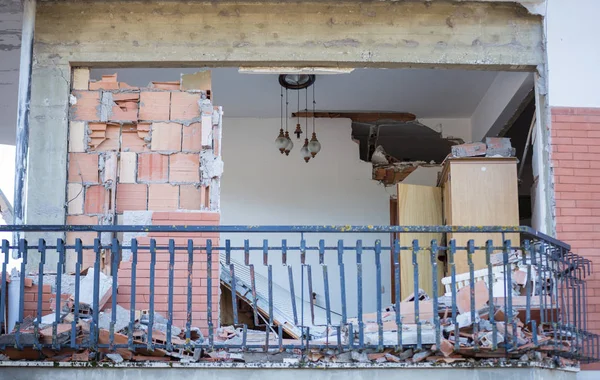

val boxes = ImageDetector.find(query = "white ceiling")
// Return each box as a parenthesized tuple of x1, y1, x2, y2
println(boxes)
(90, 67, 500, 120)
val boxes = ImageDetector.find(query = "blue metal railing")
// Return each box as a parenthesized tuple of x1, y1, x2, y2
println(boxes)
(0, 225, 597, 364)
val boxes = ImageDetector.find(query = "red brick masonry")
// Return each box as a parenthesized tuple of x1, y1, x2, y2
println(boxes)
(551, 106, 600, 370)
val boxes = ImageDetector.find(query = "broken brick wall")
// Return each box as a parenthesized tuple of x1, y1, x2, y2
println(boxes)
(66, 70, 222, 332)
(551, 107, 600, 369)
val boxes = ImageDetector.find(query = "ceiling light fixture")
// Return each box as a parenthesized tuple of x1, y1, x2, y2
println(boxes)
(277, 74, 319, 162)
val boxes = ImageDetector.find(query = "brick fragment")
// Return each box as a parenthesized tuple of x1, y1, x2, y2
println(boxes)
(67, 183, 84, 215)
(69, 121, 86, 152)
(182, 122, 202, 152)
(137, 153, 168, 182)
(70, 91, 101, 121)
(169, 153, 200, 183)
(68, 153, 99, 184)
(139, 92, 171, 120)
(116, 184, 148, 212)
(151, 122, 182, 151)
(84, 185, 107, 214)
(179, 185, 203, 210)
(170, 92, 201, 120)
(119, 152, 137, 183)
(89, 74, 119, 90)
(148, 184, 179, 211)
(122, 123, 150, 152)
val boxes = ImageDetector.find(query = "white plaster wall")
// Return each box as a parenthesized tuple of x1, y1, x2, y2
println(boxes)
(220, 117, 391, 317)
(401, 167, 442, 187)
(546, 0, 600, 108)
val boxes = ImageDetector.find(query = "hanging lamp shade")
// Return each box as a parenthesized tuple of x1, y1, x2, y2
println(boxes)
(308, 132, 321, 157)
(275, 129, 288, 154)
(300, 138, 311, 163)
(284, 131, 293, 156)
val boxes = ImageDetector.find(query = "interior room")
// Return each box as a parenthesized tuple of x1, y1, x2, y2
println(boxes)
(87, 66, 537, 328)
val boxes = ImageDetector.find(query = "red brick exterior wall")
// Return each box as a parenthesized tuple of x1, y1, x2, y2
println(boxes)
(551, 106, 600, 369)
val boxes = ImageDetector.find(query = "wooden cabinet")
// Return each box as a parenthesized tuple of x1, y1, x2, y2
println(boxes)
(439, 158, 519, 274)
(394, 184, 444, 300)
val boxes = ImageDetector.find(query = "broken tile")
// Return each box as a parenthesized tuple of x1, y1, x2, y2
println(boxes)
(89, 123, 120, 151)
(69, 121, 86, 152)
(84, 185, 107, 214)
(170, 92, 201, 120)
(119, 82, 139, 90)
(119, 152, 137, 183)
(148, 184, 179, 211)
(103, 152, 119, 184)
(456, 280, 488, 314)
(151, 122, 182, 151)
(137, 153, 168, 182)
(139, 91, 171, 120)
(116, 184, 148, 212)
(67, 183, 84, 215)
(70, 91, 101, 121)
(113, 93, 140, 102)
(169, 153, 200, 183)
(122, 123, 150, 152)
(68, 153, 99, 184)
(89, 74, 119, 90)
(179, 184, 203, 210)
(182, 122, 202, 152)
(111, 97, 139, 122)
(72, 68, 90, 91)
(151, 81, 180, 90)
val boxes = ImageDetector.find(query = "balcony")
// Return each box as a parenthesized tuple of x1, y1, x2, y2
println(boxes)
(0, 225, 597, 375)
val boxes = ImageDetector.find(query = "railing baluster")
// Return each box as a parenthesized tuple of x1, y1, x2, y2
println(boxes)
(467, 239, 477, 351)
(15, 239, 27, 350)
(148, 238, 156, 351)
(430, 239, 440, 350)
(356, 239, 364, 349)
(72, 239, 81, 350)
(503, 239, 514, 350)
(337, 240, 347, 325)
(412, 239, 421, 350)
(450, 239, 458, 351)
(91, 238, 101, 351)
(229, 263, 238, 325)
(0, 240, 8, 341)
(110, 238, 118, 351)
(36, 239, 46, 351)
(129, 238, 137, 351)
(393, 239, 401, 349)
(167, 239, 175, 351)
(306, 264, 314, 325)
(375, 239, 383, 350)
(186, 239, 193, 347)
(207, 239, 214, 348)
(54, 239, 64, 350)
(485, 240, 497, 350)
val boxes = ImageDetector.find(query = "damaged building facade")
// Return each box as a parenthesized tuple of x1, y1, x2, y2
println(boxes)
(1, 0, 600, 379)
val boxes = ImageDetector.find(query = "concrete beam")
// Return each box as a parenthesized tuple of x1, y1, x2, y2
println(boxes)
(34, 1, 543, 69)
(470, 72, 534, 142)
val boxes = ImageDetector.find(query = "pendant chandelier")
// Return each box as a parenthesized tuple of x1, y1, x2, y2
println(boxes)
(274, 74, 321, 162)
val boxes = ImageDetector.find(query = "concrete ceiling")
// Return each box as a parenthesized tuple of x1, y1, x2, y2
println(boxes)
(90, 67, 500, 119)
